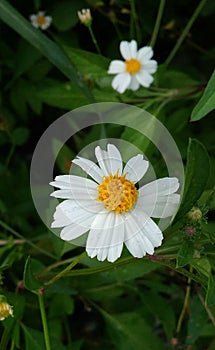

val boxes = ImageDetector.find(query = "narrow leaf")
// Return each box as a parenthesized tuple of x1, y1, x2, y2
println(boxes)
(191, 70, 215, 121)
(175, 138, 210, 221)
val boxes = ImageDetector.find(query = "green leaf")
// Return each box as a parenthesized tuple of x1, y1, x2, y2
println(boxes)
(206, 273, 215, 306)
(64, 46, 110, 81)
(22, 326, 45, 350)
(186, 295, 208, 345)
(23, 256, 44, 293)
(12, 127, 29, 145)
(191, 70, 215, 121)
(52, 138, 75, 174)
(174, 138, 210, 221)
(141, 291, 176, 339)
(0, 0, 94, 102)
(192, 258, 211, 278)
(176, 240, 195, 267)
(99, 310, 166, 350)
(37, 81, 89, 109)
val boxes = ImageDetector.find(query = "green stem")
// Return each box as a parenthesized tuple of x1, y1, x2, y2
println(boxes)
(165, 0, 208, 66)
(129, 0, 141, 43)
(0, 220, 56, 259)
(45, 251, 86, 287)
(150, 0, 166, 48)
(88, 25, 101, 54)
(38, 293, 51, 350)
(176, 265, 193, 334)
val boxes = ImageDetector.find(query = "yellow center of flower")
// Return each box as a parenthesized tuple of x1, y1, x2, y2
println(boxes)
(97, 172, 138, 214)
(125, 58, 141, 74)
(36, 15, 46, 25)
(0, 303, 13, 320)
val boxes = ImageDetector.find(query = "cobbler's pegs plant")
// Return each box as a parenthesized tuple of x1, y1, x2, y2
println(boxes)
(0, 0, 214, 349)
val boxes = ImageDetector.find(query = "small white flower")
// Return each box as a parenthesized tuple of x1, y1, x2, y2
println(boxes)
(77, 9, 92, 26)
(108, 40, 157, 93)
(30, 11, 52, 30)
(50, 144, 180, 263)
(0, 297, 13, 321)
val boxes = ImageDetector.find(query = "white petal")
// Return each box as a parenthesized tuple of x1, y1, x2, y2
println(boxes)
(123, 154, 149, 183)
(86, 212, 124, 262)
(52, 199, 98, 228)
(129, 40, 138, 57)
(137, 46, 153, 62)
(136, 70, 154, 87)
(30, 14, 37, 21)
(120, 41, 133, 60)
(60, 222, 88, 241)
(128, 76, 140, 91)
(124, 215, 147, 258)
(142, 60, 157, 74)
(72, 156, 103, 183)
(139, 177, 179, 197)
(107, 144, 123, 175)
(108, 60, 125, 74)
(50, 175, 98, 200)
(111, 72, 131, 93)
(51, 204, 74, 228)
(137, 193, 180, 218)
(95, 144, 122, 176)
(124, 212, 163, 257)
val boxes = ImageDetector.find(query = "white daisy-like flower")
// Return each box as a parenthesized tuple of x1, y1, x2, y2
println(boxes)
(50, 144, 180, 263)
(30, 11, 52, 30)
(108, 40, 157, 93)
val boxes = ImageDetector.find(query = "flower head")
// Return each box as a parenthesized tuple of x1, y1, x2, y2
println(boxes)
(50, 144, 180, 262)
(77, 9, 92, 26)
(30, 11, 52, 30)
(108, 40, 157, 93)
(187, 206, 202, 222)
(0, 296, 13, 321)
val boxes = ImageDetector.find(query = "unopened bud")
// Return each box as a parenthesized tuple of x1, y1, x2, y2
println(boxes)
(187, 207, 202, 222)
(184, 225, 196, 237)
(77, 9, 92, 26)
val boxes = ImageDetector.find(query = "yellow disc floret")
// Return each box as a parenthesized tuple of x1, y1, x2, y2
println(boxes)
(97, 172, 138, 214)
(36, 15, 46, 25)
(125, 58, 141, 74)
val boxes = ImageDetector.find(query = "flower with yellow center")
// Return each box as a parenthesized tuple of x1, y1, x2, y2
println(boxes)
(0, 296, 13, 321)
(50, 144, 180, 262)
(108, 40, 157, 93)
(30, 11, 52, 30)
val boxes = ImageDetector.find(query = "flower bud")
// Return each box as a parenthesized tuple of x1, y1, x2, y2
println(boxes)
(77, 9, 92, 26)
(187, 206, 202, 222)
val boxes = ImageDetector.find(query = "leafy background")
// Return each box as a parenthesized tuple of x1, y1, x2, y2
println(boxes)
(0, 0, 215, 349)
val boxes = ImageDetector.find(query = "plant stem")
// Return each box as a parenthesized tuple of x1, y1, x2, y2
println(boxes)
(45, 251, 86, 287)
(176, 265, 193, 334)
(38, 293, 51, 350)
(150, 0, 166, 48)
(129, 0, 141, 43)
(165, 0, 207, 66)
(88, 25, 101, 54)
(0, 220, 56, 259)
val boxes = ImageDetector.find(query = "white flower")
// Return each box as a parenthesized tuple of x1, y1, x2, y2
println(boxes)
(108, 40, 157, 93)
(77, 8, 92, 26)
(0, 297, 13, 321)
(50, 144, 180, 262)
(30, 11, 52, 30)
